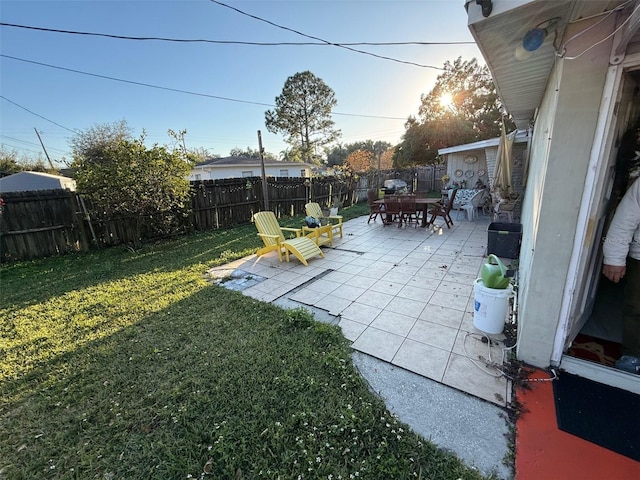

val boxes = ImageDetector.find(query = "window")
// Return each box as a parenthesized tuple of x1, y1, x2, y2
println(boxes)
(194, 174, 201, 181)
(242, 171, 253, 177)
(279, 169, 289, 177)
(300, 169, 306, 177)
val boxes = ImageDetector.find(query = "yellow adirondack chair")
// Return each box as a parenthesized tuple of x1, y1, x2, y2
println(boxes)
(253, 211, 324, 266)
(305, 202, 343, 238)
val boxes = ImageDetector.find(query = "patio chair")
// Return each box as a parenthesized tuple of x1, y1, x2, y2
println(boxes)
(400, 195, 419, 227)
(305, 202, 343, 238)
(427, 188, 458, 228)
(493, 195, 520, 223)
(459, 189, 486, 221)
(367, 189, 383, 224)
(382, 195, 402, 227)
(253, 211, 324, 266)
(413, 192, 429, 223)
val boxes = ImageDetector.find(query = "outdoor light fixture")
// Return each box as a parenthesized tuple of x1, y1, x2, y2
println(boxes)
(522, 27, 548, 52)
(514, 17, 561, 60)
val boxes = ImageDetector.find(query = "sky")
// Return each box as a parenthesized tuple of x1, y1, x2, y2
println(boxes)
(0, 0, 482, 166)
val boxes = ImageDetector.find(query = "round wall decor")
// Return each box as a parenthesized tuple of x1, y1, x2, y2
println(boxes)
(454, 169, 463, 177)
(465, 169, 475, 178)
(478, 169, 486, 176)
(463, 155, 478, 164)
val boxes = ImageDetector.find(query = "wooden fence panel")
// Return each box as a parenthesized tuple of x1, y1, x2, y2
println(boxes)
(309, 176, 354, 208)
(77, 196, 147, 246)
(269, 177, 311, 218)
(0, 190, 86, 262)
(191, 178, 262, 230)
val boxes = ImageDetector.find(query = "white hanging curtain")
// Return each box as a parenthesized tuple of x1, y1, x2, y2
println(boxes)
(493, 121, 516, 198)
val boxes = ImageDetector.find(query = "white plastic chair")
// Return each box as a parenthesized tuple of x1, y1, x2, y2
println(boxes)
(457, 190, 485, 221)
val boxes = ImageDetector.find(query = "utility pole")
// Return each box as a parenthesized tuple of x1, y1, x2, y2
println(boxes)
(257, 130, 269, 210)
(34, 128, 55, 170)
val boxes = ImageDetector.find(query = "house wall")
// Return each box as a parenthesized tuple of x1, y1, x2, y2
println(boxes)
(446, 150, 489, 188)
(441, 139, 528, 221)
(189, 165, 311, 181)
(444, 142, 527, 189)
(516, 16, 615, 367)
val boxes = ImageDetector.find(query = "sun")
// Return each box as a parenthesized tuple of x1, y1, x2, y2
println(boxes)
(439, 92, 454, 110)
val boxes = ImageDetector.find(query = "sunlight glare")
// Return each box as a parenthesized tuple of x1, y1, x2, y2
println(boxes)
(439, 92, 453, 110)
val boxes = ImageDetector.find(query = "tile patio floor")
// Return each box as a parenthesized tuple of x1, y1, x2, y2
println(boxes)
(210, 212, 515, 407)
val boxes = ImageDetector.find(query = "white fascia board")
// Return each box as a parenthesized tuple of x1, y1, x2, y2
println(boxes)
(438, 130, 529, 155)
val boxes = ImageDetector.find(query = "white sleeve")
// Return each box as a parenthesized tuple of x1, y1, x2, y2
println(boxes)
(603, 179, 640, 266)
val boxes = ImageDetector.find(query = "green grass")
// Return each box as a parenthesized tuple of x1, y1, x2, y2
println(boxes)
(0, 204, 490, 480)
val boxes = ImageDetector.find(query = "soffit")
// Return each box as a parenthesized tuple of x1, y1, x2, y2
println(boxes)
(467, 0, 629, 129)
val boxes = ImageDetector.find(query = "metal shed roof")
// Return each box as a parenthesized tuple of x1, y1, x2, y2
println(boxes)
(0, 171, 76, 193)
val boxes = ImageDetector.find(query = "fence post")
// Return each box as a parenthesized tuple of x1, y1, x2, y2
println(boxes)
(258, 130, 269, 210)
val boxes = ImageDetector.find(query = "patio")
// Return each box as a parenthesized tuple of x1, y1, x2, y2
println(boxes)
(209, 211, 517, 408)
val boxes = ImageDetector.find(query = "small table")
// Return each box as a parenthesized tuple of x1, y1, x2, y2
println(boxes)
(302, 224, 333, 246)
(375, 197, 440, 227)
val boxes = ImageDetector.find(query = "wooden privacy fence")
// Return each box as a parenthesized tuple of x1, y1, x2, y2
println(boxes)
(0, 176, 356, 262)
(0, 168, 444, 262)
(190, 176, 355, 230)
(358, 165, 448, 194)
(0, 190, 90, 262)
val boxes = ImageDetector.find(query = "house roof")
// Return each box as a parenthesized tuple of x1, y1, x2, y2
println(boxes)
(0, 171, 76, 193)
(195, 156, 313, 168)
(438, 130, 529, 155)
(466, 0, 630, 129)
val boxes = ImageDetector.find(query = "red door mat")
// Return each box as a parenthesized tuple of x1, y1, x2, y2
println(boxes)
(567, 333, 621, 367)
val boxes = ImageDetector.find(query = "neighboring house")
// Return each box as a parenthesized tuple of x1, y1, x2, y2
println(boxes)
(439, 131, 529, 192)
(465, 0, 640, 394)
(0, 171, 76, 193)
(188, 156, 313, 181)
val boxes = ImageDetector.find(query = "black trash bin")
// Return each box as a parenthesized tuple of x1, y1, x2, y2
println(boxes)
(487, 222, 522, 259)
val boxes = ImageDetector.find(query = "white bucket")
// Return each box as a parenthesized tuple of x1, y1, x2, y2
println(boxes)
(473, 278, 513, 335)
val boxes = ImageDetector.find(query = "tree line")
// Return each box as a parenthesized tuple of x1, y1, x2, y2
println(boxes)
(262, 57, 514, 169)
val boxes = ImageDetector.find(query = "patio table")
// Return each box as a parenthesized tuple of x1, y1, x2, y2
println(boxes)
(375, 197, 440, 227)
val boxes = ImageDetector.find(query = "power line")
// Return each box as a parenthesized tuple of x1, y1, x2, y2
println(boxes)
(0, 141, 43, 155)
(0, 95, 78, 133)
(0, 22, 475, 48)
(0, 134, 42, 147)
(208, 0, 445, 70)
(0, 134, 68, 153)
(1, 54, 272, 106)
(0, 54, 409, 121)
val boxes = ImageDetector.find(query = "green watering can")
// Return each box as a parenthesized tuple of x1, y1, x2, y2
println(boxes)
(481, 254, 511, 289)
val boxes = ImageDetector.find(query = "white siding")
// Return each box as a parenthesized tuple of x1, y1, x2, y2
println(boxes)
(447, 151, 489, 188)
(516, 16, 614, 367)
(189, 163, 312, 181)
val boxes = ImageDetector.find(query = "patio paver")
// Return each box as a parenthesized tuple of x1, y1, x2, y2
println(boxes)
(222, 212, 515, 407)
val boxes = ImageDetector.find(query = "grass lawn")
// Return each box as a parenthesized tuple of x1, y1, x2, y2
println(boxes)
(1, 203, 491, 479)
